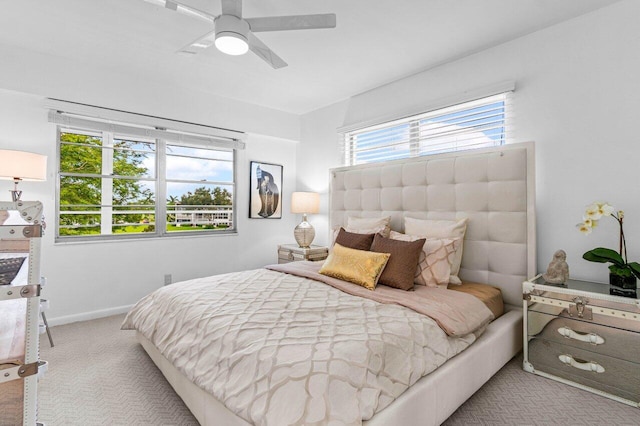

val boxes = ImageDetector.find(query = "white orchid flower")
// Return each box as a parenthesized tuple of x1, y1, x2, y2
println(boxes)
(584, 203, 602, 220)
(597, 202, 614, 217)
(577, 222, 592, 235)
(582, 218, 597, 228)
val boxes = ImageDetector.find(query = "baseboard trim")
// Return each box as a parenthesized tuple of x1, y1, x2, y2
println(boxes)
(47, 305, 133, 326)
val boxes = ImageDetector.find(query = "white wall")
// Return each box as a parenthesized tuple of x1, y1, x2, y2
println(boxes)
(298, 101, 349, 246)
(298, 0, 640, 283)
(0, 43, 300, 142)
(0, 88, 299, 325)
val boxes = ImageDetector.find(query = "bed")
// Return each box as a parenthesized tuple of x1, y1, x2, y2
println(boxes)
(123, 142, 536, 425)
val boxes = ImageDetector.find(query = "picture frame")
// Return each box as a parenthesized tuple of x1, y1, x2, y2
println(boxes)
(249, 161, 283, 219)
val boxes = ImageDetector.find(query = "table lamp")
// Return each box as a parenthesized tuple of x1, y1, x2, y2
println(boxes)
(0, 149, 47, 202)
(291, 191, 320, 248)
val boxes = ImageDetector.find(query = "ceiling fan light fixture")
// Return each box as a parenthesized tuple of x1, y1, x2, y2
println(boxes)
(215, 32, 249, 55)
(159, 0, 336, 68)
(214, 14, 250, 56)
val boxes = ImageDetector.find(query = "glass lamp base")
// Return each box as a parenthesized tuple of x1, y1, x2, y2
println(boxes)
(294, 221, 315, 248)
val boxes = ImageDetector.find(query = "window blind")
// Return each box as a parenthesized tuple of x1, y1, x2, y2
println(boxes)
(342, 92, 512, 166)
(45, 98, 245, 150)
(48, 111, 244, 151)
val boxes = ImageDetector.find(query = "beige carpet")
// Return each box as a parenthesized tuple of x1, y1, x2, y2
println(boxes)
(37, 315, 638, 426)
(39, 315, 197, 426)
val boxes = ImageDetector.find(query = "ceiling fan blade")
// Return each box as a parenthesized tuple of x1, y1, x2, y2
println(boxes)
(143, 0, 215, 22)
(221, 0, 242, 18)
(178, 30, 216, 54)
(248, 33, 287, 69)
(246, 14, 336, 32)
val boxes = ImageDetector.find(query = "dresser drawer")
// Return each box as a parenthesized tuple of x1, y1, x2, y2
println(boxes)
(278, 249, 304, 263)
(527, 291, 640, 333)
(528, 337, 640, 403)
(277, 246, 328, 264)
(528, 311, 640, 361)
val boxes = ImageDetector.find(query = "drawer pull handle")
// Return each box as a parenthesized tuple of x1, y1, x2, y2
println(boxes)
(558, 354, 605, 373)
(557, 327, 605, 345)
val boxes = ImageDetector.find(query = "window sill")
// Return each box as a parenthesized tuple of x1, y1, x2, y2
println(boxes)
(54, 230, 238, 245)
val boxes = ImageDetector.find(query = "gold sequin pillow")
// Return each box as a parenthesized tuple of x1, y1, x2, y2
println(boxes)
(390, 231, 461, 288)
(319, 243, 390, 290)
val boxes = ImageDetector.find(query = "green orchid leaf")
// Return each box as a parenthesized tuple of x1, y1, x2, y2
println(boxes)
(609, 264, 632, 277)
(583, 247, 625, 266)
(583, 251, 609, 263)
(628, 262, 640, 279)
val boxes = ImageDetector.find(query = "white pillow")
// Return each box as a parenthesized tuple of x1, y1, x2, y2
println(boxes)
(390, 231, 459, 288)
(404, 217, 468, 284)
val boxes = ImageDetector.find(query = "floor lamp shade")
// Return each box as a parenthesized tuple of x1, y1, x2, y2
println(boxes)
(291, 192, 320, 248)
(0, 149, 47, 201)
(0, 150, 47, 181)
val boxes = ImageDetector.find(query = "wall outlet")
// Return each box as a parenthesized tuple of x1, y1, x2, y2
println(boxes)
(164, 274, 172, 285)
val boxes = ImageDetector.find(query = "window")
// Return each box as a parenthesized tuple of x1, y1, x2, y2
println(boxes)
(343, 93, 511, 166)
(55, 114, 239, 241)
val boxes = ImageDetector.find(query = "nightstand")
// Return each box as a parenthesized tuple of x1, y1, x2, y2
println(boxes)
(277, 244, 328, 264)
(523, 274, 640, 407)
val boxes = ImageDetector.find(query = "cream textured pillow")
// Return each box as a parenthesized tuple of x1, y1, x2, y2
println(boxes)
(331, 216, 392, 246)
(346, 216, 391, 237)
(404, 217, 467, 284)
(319, 243, 390, 291)
(390, 231, 459, 288)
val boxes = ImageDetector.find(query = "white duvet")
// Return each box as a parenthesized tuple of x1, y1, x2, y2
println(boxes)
(122, 267, 488, 425)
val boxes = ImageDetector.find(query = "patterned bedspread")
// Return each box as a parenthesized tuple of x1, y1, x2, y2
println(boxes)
(122, 267, 489, 425)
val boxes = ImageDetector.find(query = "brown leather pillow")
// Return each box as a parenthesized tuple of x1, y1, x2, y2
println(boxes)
(370, 233, 426, 291)
(334, 227, 375, 251)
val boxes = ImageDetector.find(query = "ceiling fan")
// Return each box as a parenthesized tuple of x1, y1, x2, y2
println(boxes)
(145, 0, 336, 69)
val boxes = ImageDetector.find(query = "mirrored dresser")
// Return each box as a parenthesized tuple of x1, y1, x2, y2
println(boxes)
(523, 275, 640, 407)
(277, 244, 328, 264)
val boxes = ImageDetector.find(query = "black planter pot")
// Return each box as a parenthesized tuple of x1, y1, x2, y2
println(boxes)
(609, 273, 637, 289)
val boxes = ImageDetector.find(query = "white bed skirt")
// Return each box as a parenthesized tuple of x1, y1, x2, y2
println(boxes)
(137, 307, 522, 426)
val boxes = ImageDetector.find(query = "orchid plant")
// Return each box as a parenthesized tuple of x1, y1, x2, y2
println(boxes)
(577, 202, 640, 280)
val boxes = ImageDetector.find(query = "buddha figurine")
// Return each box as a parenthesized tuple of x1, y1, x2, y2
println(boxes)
(543, 249, 570, 284)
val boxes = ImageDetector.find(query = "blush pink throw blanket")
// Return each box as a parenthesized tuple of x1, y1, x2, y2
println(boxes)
(267, 261, 494, 336)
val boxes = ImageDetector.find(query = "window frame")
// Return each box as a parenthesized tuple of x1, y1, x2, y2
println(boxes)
(55, 126, 238, 242)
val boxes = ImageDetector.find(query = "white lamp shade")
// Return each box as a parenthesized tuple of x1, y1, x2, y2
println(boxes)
(0, 150, 47, 181)
(291, 192, 320, 214)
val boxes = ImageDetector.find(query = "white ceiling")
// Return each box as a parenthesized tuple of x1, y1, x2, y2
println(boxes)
(0, 0, 619, 115)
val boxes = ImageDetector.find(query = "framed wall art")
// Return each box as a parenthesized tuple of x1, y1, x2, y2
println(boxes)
(249, 161, 282, 219)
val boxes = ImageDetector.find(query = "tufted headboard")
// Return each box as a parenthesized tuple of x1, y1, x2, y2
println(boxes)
(329, 142, 535, 306)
